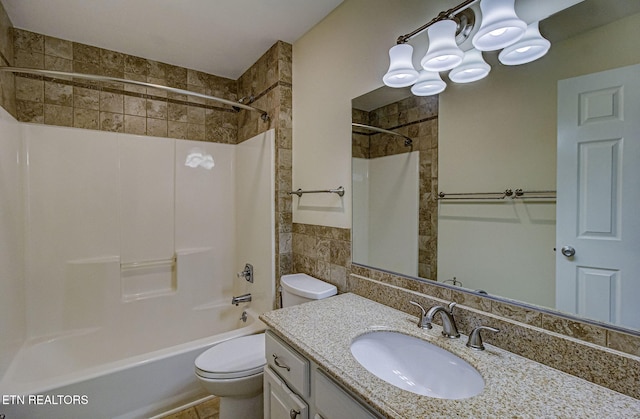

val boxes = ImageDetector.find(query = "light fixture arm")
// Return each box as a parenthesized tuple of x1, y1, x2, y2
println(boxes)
(396, 0, 478, 44)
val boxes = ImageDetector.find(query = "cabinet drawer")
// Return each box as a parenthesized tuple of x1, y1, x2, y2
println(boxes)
(266, 330, 310, 397)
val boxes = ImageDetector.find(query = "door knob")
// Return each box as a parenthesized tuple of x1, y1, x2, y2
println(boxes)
(561, 246, 575, 257)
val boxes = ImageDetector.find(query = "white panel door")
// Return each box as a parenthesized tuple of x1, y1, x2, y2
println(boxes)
(556, 64, 640, 329)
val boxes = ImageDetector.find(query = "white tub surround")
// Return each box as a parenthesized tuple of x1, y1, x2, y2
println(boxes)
(261, 294, 640, 418)
(0, 106, 25, 379)
(0, 123, 275, 418)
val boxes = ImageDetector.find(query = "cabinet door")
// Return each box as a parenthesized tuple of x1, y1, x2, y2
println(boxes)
(314, 369, 379, 419)
(264, 366, 308, 419)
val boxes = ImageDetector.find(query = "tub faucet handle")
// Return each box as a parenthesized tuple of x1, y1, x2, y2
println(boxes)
(237, 263, 254, 283)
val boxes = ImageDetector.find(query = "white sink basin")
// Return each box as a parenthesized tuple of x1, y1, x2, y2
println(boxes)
(350, 331, 484, 399)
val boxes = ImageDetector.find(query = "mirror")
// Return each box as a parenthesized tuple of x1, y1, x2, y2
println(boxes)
(351, 0, 640, 332)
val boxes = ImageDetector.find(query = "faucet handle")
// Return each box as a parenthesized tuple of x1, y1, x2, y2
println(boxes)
(447, 301, 457, 314)
(409, 301, 430, 329)
(466, 326, 499, 351)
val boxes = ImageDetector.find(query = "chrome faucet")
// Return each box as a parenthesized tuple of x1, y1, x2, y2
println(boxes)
(426, 303, 460, 338)
(231, 293, 252, 306)
(409, 301, 459, 338)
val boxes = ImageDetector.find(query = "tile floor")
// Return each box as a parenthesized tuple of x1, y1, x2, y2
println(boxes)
(161, 397, 219, 419)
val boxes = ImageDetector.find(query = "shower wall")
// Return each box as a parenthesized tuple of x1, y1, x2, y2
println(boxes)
(21, 121, 274, 345)
(0, 105, 24, 377)
(7, 26, 293, 307)
(352, 153, 419, 277)
(352, 95, 439, 279)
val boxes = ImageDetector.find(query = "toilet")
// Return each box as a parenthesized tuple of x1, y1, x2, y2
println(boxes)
(194, 274, 337, 419)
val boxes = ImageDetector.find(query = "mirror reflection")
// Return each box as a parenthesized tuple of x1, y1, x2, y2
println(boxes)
(351, 0, 640, 332)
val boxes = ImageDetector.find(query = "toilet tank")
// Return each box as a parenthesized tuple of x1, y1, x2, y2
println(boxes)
(281, 274, 337, 307)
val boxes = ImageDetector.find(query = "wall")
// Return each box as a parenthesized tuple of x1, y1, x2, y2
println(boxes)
(234, 130, 276, 314)
(292, 0, 640, 388)
(12, 28, 238, 141)
(24, 126, 229, 337)
(20, 124, 273, 341)
(0, 105, 24, 378)
(352, 153, 419, 277)
(292, 0, 432, 228)
(0, 0, 13, 115)
(0, 0, 21, 379)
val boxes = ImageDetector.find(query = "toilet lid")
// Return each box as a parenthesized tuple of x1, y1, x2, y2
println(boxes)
(195, 333, 266, 379)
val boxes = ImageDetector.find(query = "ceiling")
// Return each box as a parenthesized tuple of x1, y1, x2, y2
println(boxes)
(2, 0, 344, 79)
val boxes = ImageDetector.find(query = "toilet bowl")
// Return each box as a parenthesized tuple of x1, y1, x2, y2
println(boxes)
(195, 334, 266, 419)
(194, 274, 337, 419)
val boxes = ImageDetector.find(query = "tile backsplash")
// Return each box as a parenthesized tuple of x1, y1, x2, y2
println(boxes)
(349, 266, 640, 400)
(292, 223, 351, 293)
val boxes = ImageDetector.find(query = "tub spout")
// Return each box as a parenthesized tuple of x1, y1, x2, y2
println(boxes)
(231, 293, 252, 306)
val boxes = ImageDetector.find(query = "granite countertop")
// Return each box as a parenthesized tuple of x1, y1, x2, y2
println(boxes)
(260, 293, 640, 419)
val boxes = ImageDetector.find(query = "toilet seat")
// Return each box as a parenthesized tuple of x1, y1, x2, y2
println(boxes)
(195, 333, 266, 380)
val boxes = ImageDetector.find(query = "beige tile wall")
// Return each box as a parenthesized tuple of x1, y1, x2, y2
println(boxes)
(12, 29, 239, 142)
(237, 41, 293, 298)
(292, 223, 351, 293)
(352, 95, 438, 279)
(0, 0, 15, 115)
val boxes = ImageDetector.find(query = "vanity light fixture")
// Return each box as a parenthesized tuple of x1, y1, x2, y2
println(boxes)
(498, 21, 550, 65)
(472, 0, 526, 51)
(411, 70, 446, 96)
(382, 0, 549, 96)
(449, 49, 491, 83)
(420, 20, 464, 72)
(383, 44, 420, 88)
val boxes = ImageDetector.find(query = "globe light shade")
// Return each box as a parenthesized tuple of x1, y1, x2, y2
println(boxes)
(498, 21, 550, 65)
(411, 70, 446, 96)
(472, 0, 526, 51)
(449, 49, 491, 83)
(421, 20, 464, 72)
(383, 44, 419, 88)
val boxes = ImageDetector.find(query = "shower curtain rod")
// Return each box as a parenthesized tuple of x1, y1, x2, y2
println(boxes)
(0, 66, 270, 121)
(352, 122, 413, 147)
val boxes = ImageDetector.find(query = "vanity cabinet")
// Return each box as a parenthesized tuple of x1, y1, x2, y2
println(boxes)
(264, 330, 380, 419)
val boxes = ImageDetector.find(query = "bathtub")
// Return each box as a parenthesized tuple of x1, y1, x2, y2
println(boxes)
(0, 304, 265, 419)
